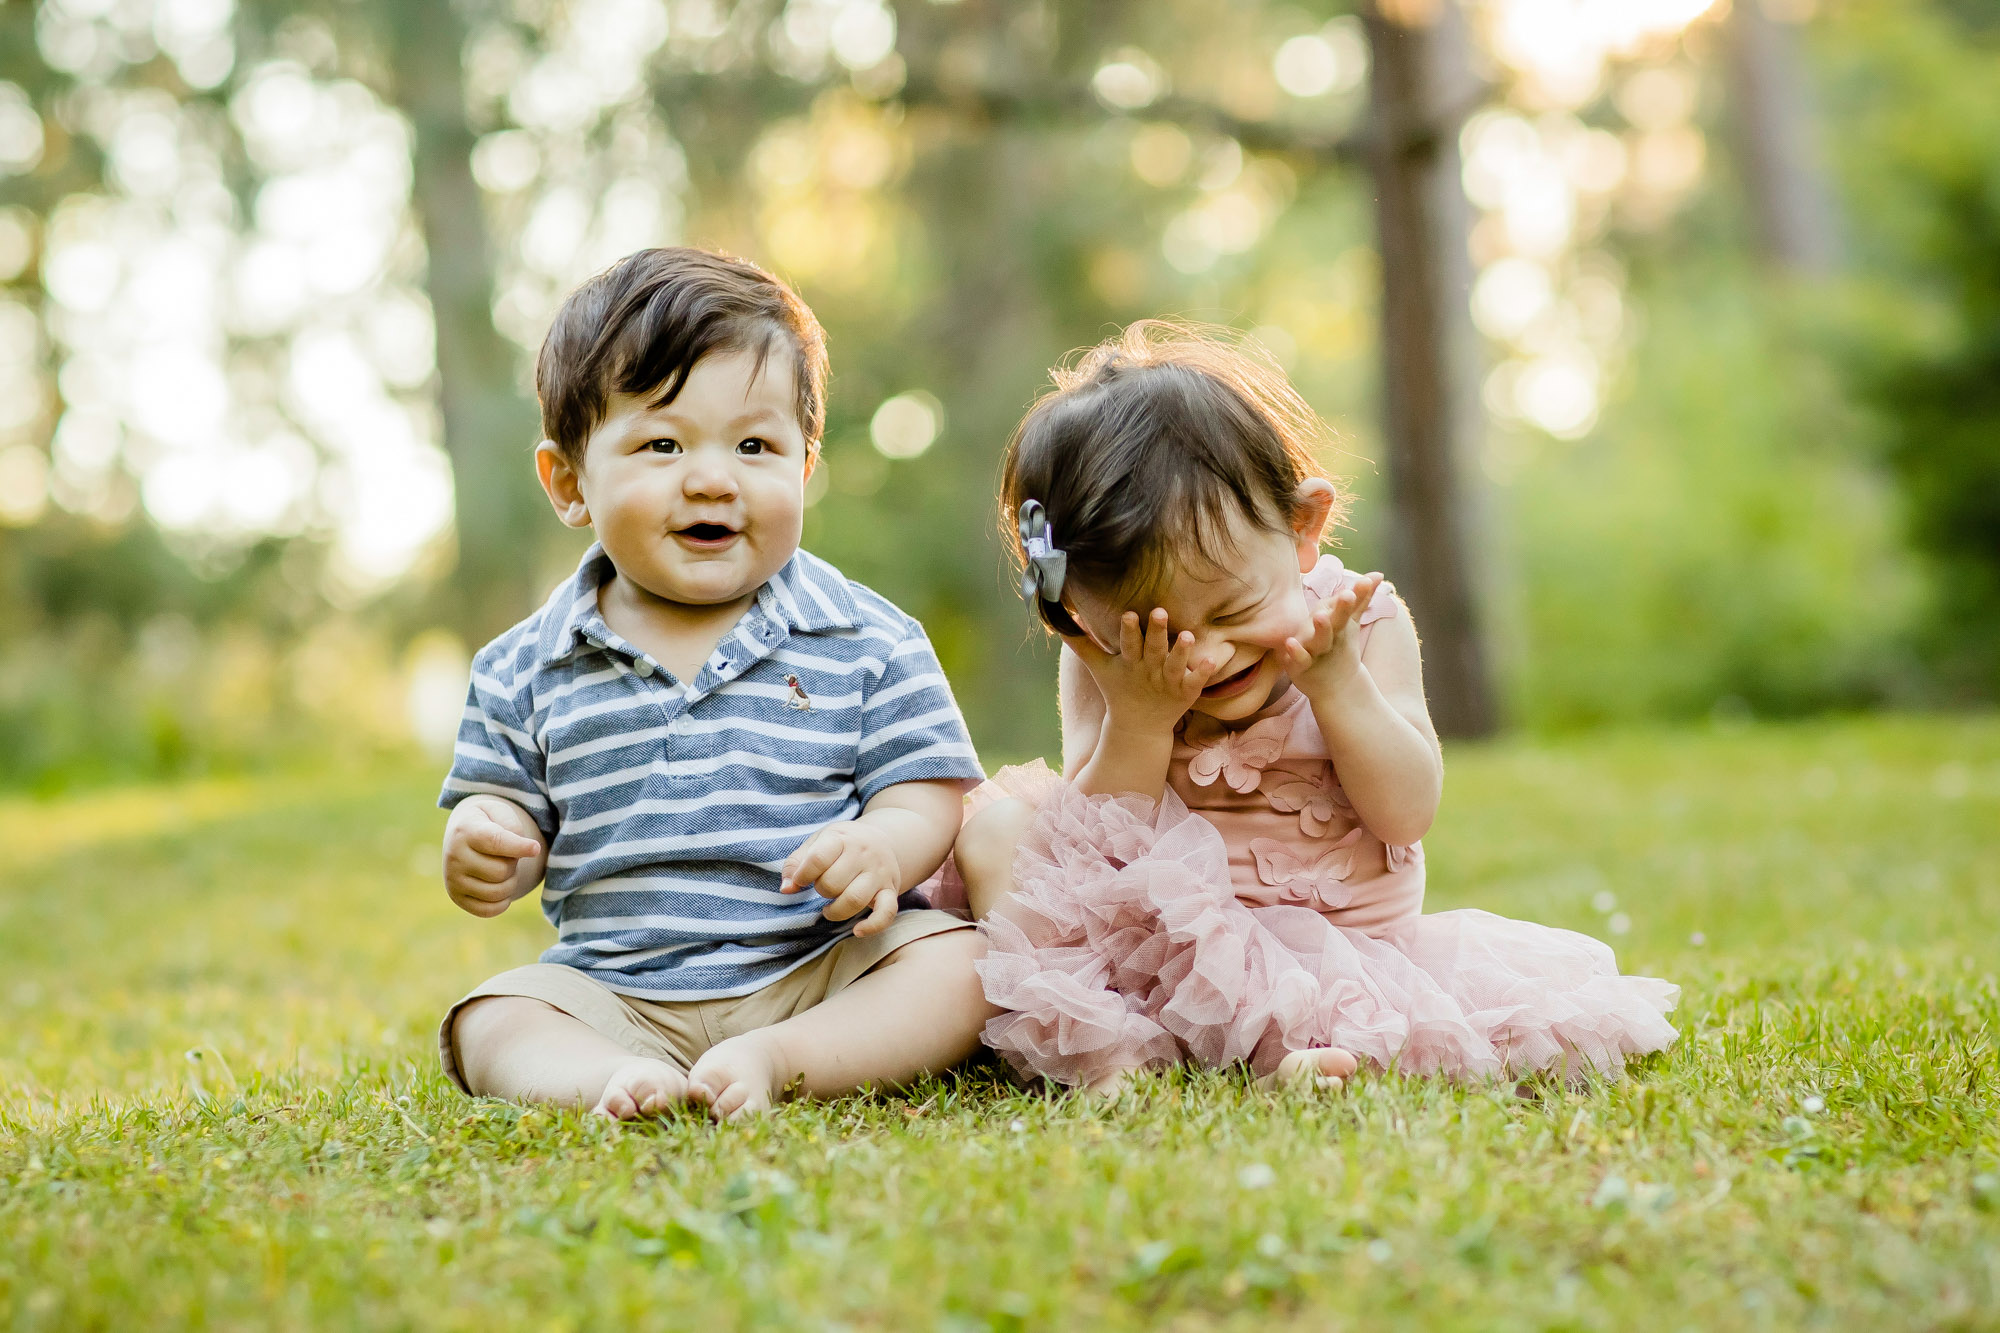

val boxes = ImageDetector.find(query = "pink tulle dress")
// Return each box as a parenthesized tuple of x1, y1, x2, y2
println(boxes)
(948, 557, 1680, 1088)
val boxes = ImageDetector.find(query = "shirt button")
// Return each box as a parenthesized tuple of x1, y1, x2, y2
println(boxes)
(633, 659, 654, 678)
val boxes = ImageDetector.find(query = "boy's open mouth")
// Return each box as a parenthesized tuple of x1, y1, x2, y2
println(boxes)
(675, 522, 738, 548)
(1202, 659, 1261, 699)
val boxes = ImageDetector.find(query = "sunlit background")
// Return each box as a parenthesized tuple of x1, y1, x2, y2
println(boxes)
(0, 0, 1994, 788)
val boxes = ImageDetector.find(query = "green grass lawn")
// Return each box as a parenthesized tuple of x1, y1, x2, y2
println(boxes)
(3, 716, 1998, 1331)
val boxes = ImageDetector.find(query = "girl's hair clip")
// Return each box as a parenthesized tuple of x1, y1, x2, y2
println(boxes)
(1017, 499, 1068, 607)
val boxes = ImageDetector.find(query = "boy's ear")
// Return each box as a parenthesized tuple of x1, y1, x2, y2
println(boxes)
(803, 439, 821, 480)
(536, 440, 592, 529)
(1291, 477, 1337, 573)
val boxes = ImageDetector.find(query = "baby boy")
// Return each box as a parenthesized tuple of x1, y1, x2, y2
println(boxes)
(437, 247, 992, 1119)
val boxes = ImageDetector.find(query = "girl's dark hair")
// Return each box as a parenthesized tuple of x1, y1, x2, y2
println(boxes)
(1001, 321, 1346, 637)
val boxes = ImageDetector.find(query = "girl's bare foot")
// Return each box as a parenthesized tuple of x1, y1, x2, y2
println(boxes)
(1081, 1066, 1142, 1099)
(686, 1031, 792, 1120)
(1260, 1046, 1359, 1092)
(593, 1057, 690, 1119)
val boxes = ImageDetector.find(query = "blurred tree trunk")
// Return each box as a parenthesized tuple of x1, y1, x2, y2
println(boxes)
(1726, 0, 1841, 273)
(1362, 0, 1498, 738)
(383, 0, 549, 640)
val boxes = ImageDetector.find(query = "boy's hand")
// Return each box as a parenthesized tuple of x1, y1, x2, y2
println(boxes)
(1068, 607, 1225, 738)
(443, 796, 548, 918)
(1282, 572, 1384, 702)
(780, 820, 903, 938)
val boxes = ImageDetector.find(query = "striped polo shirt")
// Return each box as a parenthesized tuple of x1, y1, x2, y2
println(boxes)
(440, 543, 986, 999)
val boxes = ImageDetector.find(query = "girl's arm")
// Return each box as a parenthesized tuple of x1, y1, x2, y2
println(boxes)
(1282, 573, 1442, 848)
(1062, 609, 1222, 800)
(1303, 599, 1442, 847)
(1058, 644, 1107, 778)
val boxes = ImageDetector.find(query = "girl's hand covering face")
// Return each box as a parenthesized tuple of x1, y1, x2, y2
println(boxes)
(1067, 606, 1226, 733)
(1280, 571, 1384, 697)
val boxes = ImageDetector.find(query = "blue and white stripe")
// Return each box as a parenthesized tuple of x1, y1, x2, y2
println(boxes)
(441, 543, 985, 999)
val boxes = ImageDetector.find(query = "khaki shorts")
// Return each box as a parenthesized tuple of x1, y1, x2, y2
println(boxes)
(438, 909, 974, 1095)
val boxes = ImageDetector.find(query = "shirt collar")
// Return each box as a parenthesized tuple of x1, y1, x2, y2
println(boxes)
(529, 544, 609, 668)
(756, 549, 861, 634)
(534, 543, 857, 669)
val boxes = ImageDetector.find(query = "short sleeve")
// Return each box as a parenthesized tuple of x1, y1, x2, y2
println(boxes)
(853, 621, 986, 804)
(1305, 554, 1400, 627)
(438, 659, 557, 839)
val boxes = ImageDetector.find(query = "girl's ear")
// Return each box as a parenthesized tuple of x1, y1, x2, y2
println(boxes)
(536, 440, 592, 529)
(804, 439, 821, 480)
(1291, 477, 1337, 573)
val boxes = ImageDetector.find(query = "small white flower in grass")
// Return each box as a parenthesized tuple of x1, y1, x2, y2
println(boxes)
(1256, 1232, 1286, 1258)
(1591, 890, 1617, 914)
(1237, 1162, 1276, 1189)
(1801, 1095, 1825, 1115)
(1607, 912, 1631, 936)
(1689, 931, 1706, 947)
(1365, 1239, 1393, 1263)
(1008, 1118, 1026, 1133)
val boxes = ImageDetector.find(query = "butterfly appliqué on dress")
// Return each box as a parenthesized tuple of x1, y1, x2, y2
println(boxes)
(1247, 832, 1365, 910)
(1179, 714, 1289, 793)
(1259, 763, 1355, 837)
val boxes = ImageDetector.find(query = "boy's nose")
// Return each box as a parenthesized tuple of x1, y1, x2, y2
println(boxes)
(680, 454, 740, 499)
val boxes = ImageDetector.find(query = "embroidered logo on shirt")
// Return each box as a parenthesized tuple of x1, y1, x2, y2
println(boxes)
(783, 673, 812, 711)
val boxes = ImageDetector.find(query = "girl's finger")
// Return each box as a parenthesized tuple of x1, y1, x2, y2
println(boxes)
(1143, 608, 1171, 663)
(1118, 610, 1143, 661)
(1325, 590, 1357, 633)
(1164, 630, 1193, 675)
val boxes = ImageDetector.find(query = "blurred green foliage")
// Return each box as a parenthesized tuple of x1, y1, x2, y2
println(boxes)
(2, 0, 1999, 793)
(1816, 0, 2000, 697)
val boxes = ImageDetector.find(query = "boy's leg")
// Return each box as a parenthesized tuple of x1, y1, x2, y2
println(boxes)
(952, 798, 1037, 919)
(686, 927, 997, 1119)
(452, 995, 688, 1117)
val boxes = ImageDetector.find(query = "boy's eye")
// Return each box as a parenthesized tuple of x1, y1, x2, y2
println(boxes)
(737, 438, 767, 455)
(643, 438, 680, 454)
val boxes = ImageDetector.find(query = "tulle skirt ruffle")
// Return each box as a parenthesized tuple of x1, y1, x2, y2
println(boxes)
(971, 763, 1680, 1088)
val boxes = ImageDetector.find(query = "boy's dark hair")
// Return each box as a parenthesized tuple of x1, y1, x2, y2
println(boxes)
(1001, 321, 1346, 638)
(536, 247, 829, 463)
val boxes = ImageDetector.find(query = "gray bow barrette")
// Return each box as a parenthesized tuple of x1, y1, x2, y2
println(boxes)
(1018, 499, 1067, 606)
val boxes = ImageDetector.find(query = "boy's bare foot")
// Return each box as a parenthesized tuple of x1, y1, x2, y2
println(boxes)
(593, 1057, 690, 1120)
(1260, 1046, 1360, 1092)
(687, 1031, 793, 1120)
